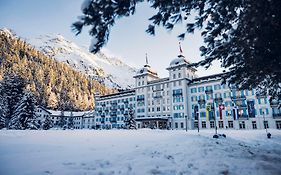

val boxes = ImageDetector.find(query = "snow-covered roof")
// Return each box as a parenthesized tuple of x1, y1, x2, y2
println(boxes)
(168, 55, 190, 68)
(48, 110, 90, 117)
(135, 64, 158, 77)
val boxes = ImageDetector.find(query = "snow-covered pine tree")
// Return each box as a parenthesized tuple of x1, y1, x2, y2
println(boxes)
(57, 111, 67, 129)
(67, 112, 74, 129)
(0, 96, 6, 129)
(42, 115, 54, 130)
(125, 107, 136, 130)
(0, 73, 25, 129)
(9, 92, 39, 130)
(0, 84, 7, 129)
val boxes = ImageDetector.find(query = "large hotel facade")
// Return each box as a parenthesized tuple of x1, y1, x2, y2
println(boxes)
(94, 54, 281, 130)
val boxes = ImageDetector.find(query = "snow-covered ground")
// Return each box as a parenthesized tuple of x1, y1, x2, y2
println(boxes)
(1, 129, 281, 175)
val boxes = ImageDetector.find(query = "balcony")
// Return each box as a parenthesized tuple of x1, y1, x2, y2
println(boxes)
(214, 97, 223, 104)
(110, 117, 117, 123)
(237, 104, 247, 108)
(153, 88, 163, 92)
(137, 98, 145, 101)
(197, 99, 206, 105)
(153, 95, 163, 99)
(273, 113, 281, 118)
(172, 92, 182, 96)
(205, 89, 213, 94)
(238, 114, 249, 119)
(231, 95, 246, 101)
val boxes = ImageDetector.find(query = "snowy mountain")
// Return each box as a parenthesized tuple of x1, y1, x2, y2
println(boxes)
(28, 34, 136, 89)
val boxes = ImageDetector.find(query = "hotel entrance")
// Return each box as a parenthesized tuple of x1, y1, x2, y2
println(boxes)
(136, 118, 168, 129)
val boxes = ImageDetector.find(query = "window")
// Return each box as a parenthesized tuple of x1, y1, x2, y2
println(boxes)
(206, 85, 213, 90)
(228, 121, 233, 128)
(178, 73, 181, 78)
(214, 84, 221, 90)
(180, 122, 184, 128)
(252, 121, 257, 129)
(239, 121, 245, 129)
(178, 80, 182, 86)
(202, 121, 206, 128)
(210, 121, 215, 128)
(173, 74, 176, 79)
(175, 122, 178, 128)
(198, 87, 204, 92)
(191, 88, 197, 93)
(218, 121, 224, 128)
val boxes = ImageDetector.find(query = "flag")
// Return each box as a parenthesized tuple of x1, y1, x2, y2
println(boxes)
(179, 42, 183, 54)
(247, 100, 255, 118)
(206, 104, 211, 121)
(219, 104, 225, 120)
(233, 106, 238, 120)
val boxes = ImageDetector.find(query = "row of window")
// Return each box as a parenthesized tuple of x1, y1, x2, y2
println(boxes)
(192, 108, 271, 118)
(147, 106, 171, 112)
(191, 86, 256, 96)
(96, 117, 125, 122)
(97, 97, 135, 105)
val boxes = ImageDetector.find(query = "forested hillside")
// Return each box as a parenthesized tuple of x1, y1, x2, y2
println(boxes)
(0, 29, 113, 111)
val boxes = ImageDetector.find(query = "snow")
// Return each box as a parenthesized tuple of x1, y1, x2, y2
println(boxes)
(28, 34, 137, 89)
(1, 129, 281, 175)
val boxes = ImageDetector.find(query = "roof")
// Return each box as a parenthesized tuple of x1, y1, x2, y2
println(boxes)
(48, 110, 89, 117)
(134, 64, 158, 78)
(99, 89, 135, 99)
(36, 106, 52, 114)
(148, 77, 169, 84)
(190, 73, 225, 84)
(167, 55, 197, 71)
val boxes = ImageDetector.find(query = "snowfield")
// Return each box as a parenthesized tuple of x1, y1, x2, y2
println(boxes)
(1, 129, 281, 175)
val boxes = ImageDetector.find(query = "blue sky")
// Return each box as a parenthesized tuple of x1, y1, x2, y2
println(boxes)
(0, 0, 222, 77)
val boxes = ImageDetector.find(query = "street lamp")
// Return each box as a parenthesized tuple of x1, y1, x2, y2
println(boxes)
(262, 111, 267, 133)
(185, 115, 188, 132)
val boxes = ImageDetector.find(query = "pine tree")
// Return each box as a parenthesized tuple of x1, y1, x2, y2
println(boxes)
(0, 73, 25, 129)
(42, 115, 54, 130)
(57, 111, 67, 129)
(67, 114, 75, 129)
(0, 95, 6, 129)
(125, 107, 136, 130)
(9, 92, 39, 130)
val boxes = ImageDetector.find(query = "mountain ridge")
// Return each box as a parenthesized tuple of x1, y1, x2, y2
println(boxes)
(28, 33, 136, 89)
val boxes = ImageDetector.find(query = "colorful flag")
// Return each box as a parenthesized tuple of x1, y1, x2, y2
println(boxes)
(233, 106, 238, 120)
(219, 104, 225, 120)
(247, 100, 255, 118)
(206, 104, 211, 121)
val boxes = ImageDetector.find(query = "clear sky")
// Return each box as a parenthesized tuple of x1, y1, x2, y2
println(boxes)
(0, 0, 222, 77)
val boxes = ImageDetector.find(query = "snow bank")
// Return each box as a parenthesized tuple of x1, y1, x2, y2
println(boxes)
(0, 129, 281, 175)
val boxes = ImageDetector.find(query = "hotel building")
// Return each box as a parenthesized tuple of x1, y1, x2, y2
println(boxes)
(94, 54, 281, 130)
